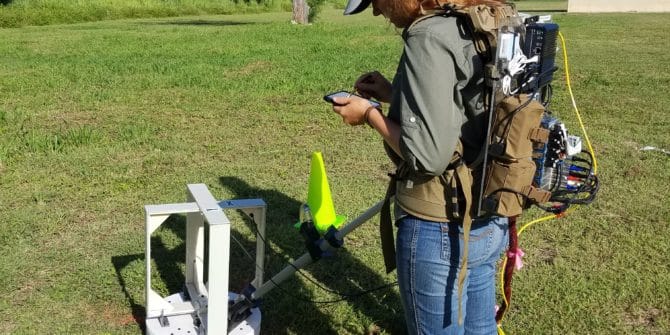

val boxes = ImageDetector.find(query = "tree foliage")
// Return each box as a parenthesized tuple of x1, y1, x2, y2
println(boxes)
(307, 0, 326, 22)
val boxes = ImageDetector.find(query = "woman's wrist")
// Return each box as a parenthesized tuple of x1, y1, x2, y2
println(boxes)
(364, 105, 380, 128)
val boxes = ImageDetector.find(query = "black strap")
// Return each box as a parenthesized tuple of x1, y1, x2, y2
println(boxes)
(380, 174, 398, 273)
(324, 226, 344, 249)
(299, 220, 323, 261)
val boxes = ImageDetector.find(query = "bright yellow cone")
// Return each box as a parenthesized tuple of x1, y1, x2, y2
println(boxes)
(307, 152, 346, 234)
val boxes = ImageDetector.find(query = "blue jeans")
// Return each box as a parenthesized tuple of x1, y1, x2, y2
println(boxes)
(396, 215, 509, 335)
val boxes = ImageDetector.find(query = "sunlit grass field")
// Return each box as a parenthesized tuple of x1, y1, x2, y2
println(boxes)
(1, 2, 669, 335)
(0, 0, 287, 27)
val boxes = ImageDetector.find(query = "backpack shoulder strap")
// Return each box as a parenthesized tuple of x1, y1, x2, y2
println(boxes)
(420, 2, 520, 63)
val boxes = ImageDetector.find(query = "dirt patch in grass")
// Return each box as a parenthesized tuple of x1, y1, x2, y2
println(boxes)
(623, 308, 664, 333)
(624, 164, 644, 178)
(229, 60, 274, 78)
(0, 321, 16, 334)
(47, 109, 102, 127)
(537, 246, 558, 265)
(79, 301, 140, 328)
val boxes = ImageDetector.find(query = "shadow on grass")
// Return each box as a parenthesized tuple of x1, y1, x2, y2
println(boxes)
(141, 19, 260, 26)
(111, 177, 404, 334)
(112, 253, 146, 333)
(219, 176, 405, 334)
(111, 215, 188, 333)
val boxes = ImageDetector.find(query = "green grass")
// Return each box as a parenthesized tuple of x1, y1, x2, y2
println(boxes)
(512, 0, 568, 12)
(0, 0, 561, 28)
(1, 5, 669, 335)
(0, 0, 289, 27)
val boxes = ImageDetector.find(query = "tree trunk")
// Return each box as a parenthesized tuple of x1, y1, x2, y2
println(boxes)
(292, 0, 309, 24)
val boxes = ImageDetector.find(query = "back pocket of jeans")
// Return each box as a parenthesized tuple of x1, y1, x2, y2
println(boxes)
(441, 223, 494, 265)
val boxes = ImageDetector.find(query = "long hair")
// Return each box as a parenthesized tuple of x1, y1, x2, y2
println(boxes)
(419, 0, 506, 13)
(387, 0, 505, 28)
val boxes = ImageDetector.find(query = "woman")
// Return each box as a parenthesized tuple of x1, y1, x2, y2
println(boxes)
(331, 0, 509, 334)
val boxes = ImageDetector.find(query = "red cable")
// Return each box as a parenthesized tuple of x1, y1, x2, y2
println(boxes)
(496, 216, 518, 323)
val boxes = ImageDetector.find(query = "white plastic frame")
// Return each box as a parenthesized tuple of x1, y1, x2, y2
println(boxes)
(144, 184, 266, 334)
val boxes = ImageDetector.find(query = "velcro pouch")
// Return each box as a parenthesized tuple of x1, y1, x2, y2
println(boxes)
(490, 95, 545, 159)
(482, 158, 537, 217)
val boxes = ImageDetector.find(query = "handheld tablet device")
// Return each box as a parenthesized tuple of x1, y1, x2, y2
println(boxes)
(324, 90, 381, 109)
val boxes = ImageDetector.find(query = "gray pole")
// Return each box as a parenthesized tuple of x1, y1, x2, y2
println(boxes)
(251, 200, 384, 300)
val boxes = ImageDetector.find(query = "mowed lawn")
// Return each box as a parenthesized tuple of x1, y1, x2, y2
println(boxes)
(1, 6, 669, 335)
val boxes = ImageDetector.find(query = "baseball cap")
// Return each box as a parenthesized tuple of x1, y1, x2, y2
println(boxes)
(343, 0, 372, 15)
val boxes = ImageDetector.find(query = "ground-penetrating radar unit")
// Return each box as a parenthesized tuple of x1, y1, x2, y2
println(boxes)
(145, 154, 383, 334)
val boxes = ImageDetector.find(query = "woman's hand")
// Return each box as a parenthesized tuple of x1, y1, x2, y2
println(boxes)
(354, 71, 392, 103)
(331, 95, 375, 126)
(331, 92, 403, 157)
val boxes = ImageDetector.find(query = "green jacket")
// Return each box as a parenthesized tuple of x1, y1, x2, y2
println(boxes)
(386, 14, 486, 222)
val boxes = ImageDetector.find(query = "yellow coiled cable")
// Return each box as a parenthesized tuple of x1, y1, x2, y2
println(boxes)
(496, 31, 599, 332)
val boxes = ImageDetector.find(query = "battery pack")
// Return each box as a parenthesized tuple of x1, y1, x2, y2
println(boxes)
(521, 22, 559, 91)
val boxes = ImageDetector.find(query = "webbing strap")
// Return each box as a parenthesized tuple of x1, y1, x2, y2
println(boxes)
(521, 185, 551, 203)
(454, 163, 473, 325)
(528, 127, 550, 143)
(449, 176, 461, 219)
(380, 175, 398, 274)
(381, 166, 473, 323)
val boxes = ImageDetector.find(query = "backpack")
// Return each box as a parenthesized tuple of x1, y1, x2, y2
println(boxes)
(435, 3, 598, 217)
(438, 3, 600, 328)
